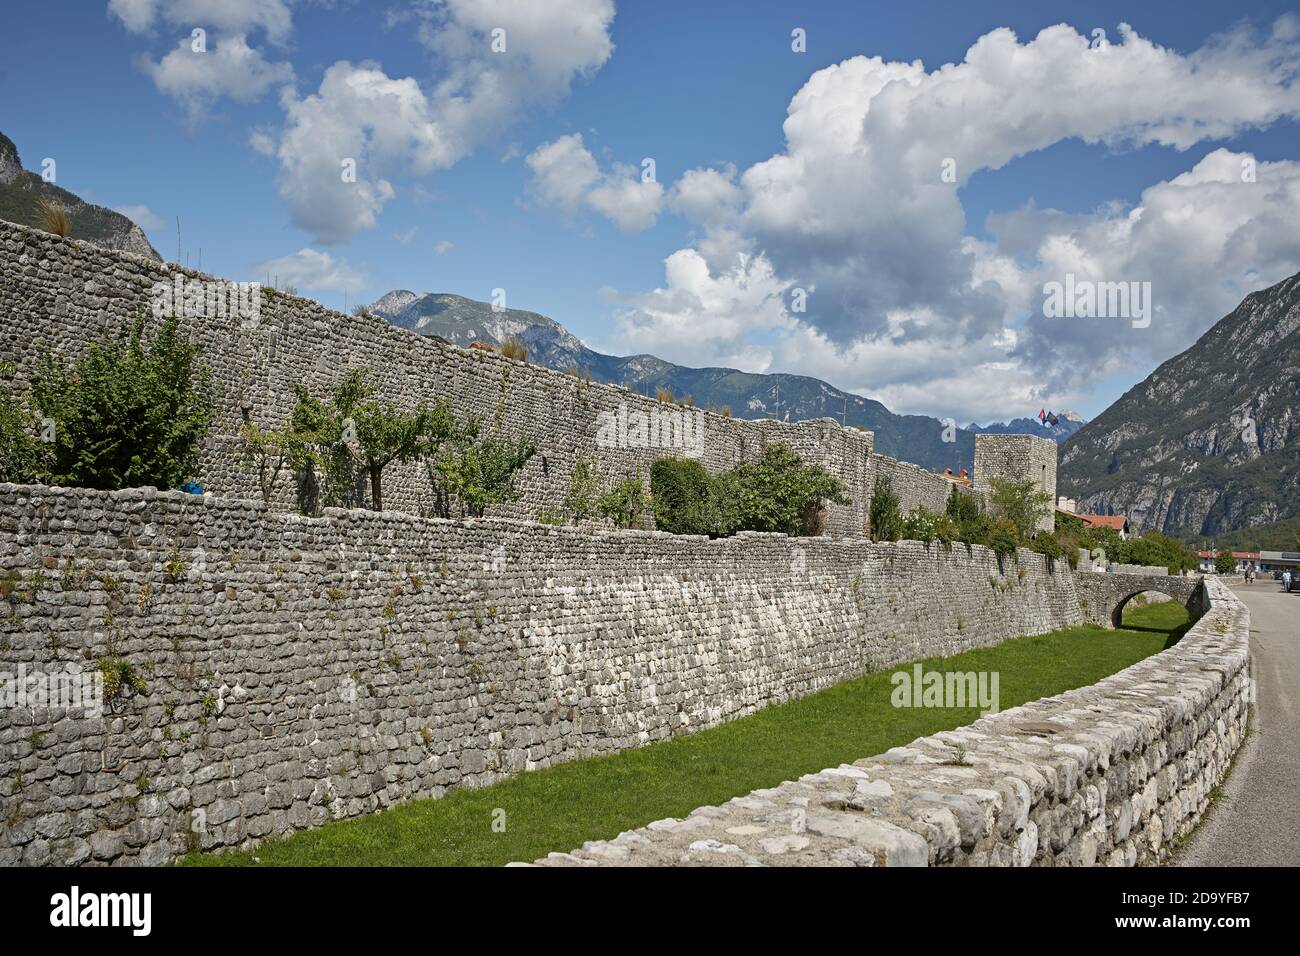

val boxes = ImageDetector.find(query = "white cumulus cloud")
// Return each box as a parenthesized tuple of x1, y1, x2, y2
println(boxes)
(608, 17, 1300, 419)
(525, 133, 664, 233)
(255, 247, 367, 293)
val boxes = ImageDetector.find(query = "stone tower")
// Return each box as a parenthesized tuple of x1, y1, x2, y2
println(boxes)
(973, 434, 1058, 532)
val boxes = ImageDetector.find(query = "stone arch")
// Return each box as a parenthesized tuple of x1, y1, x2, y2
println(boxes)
(1073, 572, 1204, 629)
(1110, 588, 1190, 629)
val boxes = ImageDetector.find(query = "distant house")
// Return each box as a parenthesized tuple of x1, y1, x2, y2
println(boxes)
(1197, 550, 1260, 574)
(940, 467, 972, 486)
(1078, 514, 1130, 539)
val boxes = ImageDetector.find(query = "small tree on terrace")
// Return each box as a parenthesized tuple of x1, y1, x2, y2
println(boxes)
(236, 419, 307, 506)
(429, 414, 535, 518)
(1214, 549, 1237, 575)
(988, 477, 1051, 543)
(868, 473, 901, 542)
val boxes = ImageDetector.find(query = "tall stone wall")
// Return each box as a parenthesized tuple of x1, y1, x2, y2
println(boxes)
(0, 482, 1083, 865)
(0, 221, 993, 535)
(529, 576, 1247, 867)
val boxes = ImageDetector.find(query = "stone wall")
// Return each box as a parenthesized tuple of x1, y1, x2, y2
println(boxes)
(0, 221, 1000, 535)
(0, 482, 1083, 866)
(527, 575, 1248, 867)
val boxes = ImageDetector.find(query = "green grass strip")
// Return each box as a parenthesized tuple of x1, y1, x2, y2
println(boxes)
(183, 601, 1190, 866)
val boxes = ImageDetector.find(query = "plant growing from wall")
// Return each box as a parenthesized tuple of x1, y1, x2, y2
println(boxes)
(499, 336, 528, 362)
(30, 315, 214, 491)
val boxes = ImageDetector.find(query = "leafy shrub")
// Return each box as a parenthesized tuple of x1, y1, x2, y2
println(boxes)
(429, 418, 535, 518)
(0, 386, 50, 483)
(1215, 549, 1237, 575)
(563, 454, 603, 523)
(898, 507, 959, 546)
(598, 476, 651, 530)
(650, 457, 715, 535)
(651, 444, 847, 538)
(985, 517, 1021, 561)
(31, 315, 214, 490)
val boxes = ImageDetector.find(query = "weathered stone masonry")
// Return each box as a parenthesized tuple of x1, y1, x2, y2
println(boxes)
(0, 483, 1082, 866)
(528, 576, 1246, 867)
(0, 221, 1053, 535)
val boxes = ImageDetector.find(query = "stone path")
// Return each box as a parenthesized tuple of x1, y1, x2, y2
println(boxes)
(1173, 581, 1300, 866)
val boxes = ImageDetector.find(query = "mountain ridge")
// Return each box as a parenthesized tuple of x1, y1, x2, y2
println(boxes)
(1059, 269, 1300, 538)
(369, 290, 1029, 471)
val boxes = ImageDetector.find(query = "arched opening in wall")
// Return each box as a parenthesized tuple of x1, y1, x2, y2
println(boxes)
(1113, 589, 1193, 647)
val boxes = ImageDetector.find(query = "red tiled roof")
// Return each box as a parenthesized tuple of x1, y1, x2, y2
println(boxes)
(1196, 550, 1260, 559)
(1078, 514, 1128, 531)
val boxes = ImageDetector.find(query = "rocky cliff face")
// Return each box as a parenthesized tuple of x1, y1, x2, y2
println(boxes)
(0, 131, 161, 261)
(1059, 271, 1300, 537)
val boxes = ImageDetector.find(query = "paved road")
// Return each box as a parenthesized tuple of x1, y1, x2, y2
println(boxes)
(1174, 581, 1299, 866)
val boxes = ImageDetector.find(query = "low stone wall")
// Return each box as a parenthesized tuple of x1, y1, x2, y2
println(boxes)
(528, 576, 1247, 867)
(0, 482, 1082, 866)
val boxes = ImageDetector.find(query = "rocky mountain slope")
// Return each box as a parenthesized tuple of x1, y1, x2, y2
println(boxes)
(370, 291, 1002, 471)
(0, 131, 159, 260)
(1059, 270, 1300, 537)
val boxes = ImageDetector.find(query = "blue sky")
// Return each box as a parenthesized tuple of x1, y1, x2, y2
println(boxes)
(4, 1, 1299, 423)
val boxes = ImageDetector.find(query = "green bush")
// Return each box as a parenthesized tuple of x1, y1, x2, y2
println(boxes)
(650, 445, 848, 538)
(30, 315, 214, 490)
(898, 507, 952, 545)
(649, 457, 715, 535)
(1214, 549, 1237, 575)
(985, 517, 1021, 561)
(431, 421, 535, 519)
(719, 444, 847, 537)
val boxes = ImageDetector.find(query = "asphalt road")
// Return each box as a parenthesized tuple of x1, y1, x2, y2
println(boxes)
(1173, 580, 1300, 866)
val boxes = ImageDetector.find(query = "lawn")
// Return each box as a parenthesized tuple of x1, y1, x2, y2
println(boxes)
(182, 600, 1191, 867)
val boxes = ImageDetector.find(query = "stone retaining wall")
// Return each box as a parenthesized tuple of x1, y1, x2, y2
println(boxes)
(528, 575, 1246, 867)
(0, 482, 1082, 866)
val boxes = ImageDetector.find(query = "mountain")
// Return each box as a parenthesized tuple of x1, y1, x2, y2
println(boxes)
(0, 131, 160, 260)
(968, 411, 1085, 444)
(370, 291, 999, 471)
(1059, 270, 1300, 539)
